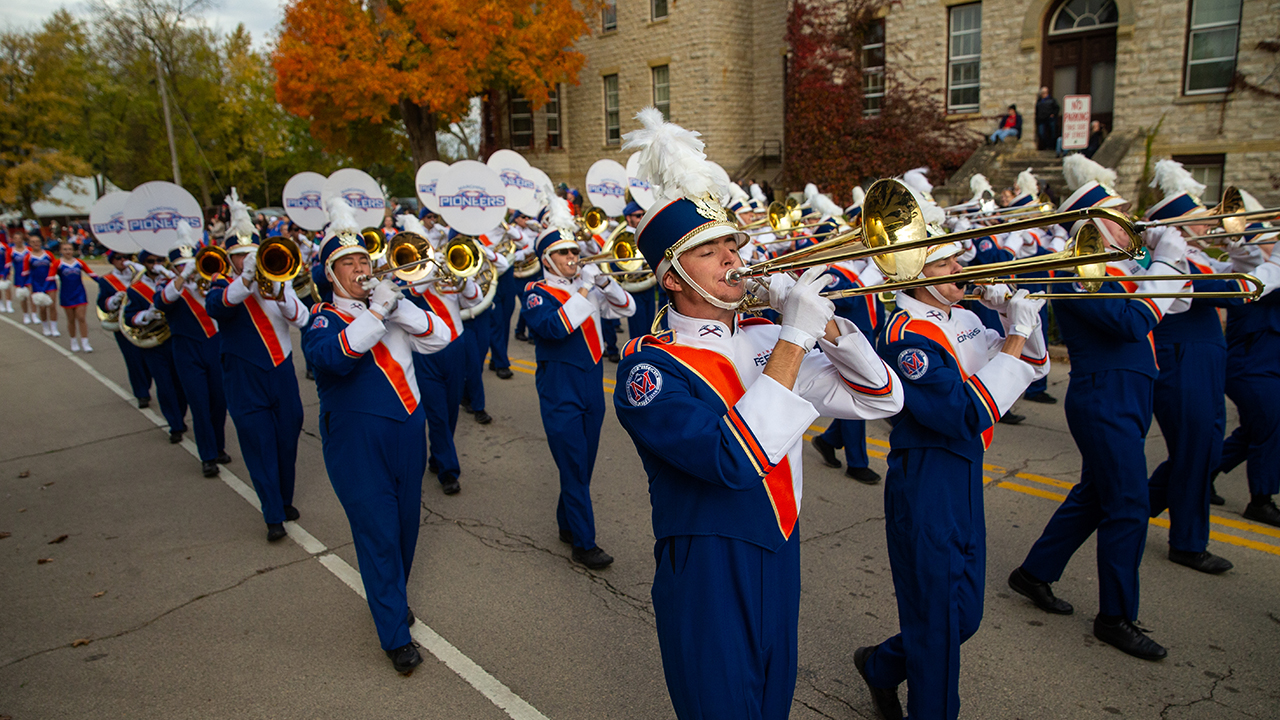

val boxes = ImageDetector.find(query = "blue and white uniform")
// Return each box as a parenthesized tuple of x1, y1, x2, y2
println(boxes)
(123, 269, 189, 435)
(96, 264, 152, 403)
(817, 259, 885, 470)
(155, 260, 227, 465)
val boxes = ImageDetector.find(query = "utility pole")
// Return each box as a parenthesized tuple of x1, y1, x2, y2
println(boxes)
(155, 53, 181, 186)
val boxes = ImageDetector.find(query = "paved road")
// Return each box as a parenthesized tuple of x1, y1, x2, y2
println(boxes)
(2, 283, 1278, 719)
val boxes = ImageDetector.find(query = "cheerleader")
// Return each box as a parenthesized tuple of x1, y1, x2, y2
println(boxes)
(22, 239, 58, 336)
(10, 229, 32, 323)
(0, 228, 12, 313)
(49, 241, 99, 352)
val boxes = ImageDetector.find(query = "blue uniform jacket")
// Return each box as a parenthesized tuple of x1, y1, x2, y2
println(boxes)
(1153, 259, 1250, 347)
(205, 278, 305, 369)
(523, 277, 632, 369)
(155, 279, 220, 341)
(1050, 266, 1163, 379)
(822, 265, 883, 338)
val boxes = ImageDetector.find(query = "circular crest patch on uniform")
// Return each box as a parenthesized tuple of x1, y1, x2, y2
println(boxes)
(896, 348, 929, 380)
(310, 315, 329, 331)
(625, 363, 663, 407)
(526, 294, 543, 309)
(978, 238, 994, 252)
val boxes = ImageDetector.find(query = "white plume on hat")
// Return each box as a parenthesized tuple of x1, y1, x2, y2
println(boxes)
(1150, 159, 1206, 200)
(803, 183, 820, 203)
(810, 192, 844, 219)
(750, 183, 767, 205)
(225, 187, 254, 238)
(1239, 188, 1265, 213)
(901, 167, 933, 197)
(539, 182, 575, 236)
(1062, 154, 1117, 193)
(175, 220, 196, 250)
(728, 182, 751, 207)
(851, 186, 866, 207)
(1016, 168, 1039, 198)
(622, 107, 727, 204)
(396, 213, 429, 236)
(324, 196, 360, 240)
(969, 174, 994, 202)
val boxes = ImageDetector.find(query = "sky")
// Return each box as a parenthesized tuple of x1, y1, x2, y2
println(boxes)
(2, 0, 284, 48)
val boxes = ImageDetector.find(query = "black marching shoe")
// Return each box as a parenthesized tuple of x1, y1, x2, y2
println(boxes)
(215, 451, 232, 465)
(137, 398, 151, 409)
(1093, 615, 1167, 661)
(495, 367, 513, 379)
(304, 368, 314, 380)
(607, 352, 621, 363)
(810, 435, 842, 469)
(514, 330, 528, 342)
(201, 461, 219, 478)
(169, 431, 184, 444)
(853, 646, 903, 720)
(441, 478, 461, 495)
(1168, 548, 1232, 574)
(284, 505, 300, 522)
(998, 412, 1025, 425)
(847, 466, 882, 485)
(266, 523, 287, 542)
(1209, 481, 1225, 506)
(1243, 498, 1280, 528)
(474, 410, 493, 425)
(559, 528, 574, 544)
(1023, 391, 1058, 404)
(460, 401, 474, 414)
(572, 546, 614, 569)
(386, 642, 424, 674)
(406, 607, 416, 626)
(1008, 566, 1074, 615)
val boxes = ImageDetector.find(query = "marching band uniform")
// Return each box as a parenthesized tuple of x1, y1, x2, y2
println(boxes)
(155, 246, 229, 478)
(123, 252, 189, 442)
(524, 208, 635, 568)
(458, 230, 510, 424)
(621, 201, 657, 340)
(96, 255, 153, 406)
(302, 225, 452, 672)
(1013, 172, 1188, 661)
(205, 232, 309, 541)
(514, 212, 546, 343)
(859, 243, 1048, 720)
(487, 218, 523, 378)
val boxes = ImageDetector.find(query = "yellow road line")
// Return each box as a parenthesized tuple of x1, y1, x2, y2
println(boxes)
(1015, 472, 1075, 490)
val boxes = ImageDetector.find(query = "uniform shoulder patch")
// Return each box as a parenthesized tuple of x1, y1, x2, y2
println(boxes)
(310, 315, 329, 331)
(978, 238, 994, 252)
(624, 362, 663, 407)
(896, 347, 929, 380)
(525, 293, 543, 309)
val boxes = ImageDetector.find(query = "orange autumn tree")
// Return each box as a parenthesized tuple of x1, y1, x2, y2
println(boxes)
(273, 0, 592, 166)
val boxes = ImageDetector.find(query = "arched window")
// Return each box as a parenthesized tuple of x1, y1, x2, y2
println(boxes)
(1049, 0, 1119, 34)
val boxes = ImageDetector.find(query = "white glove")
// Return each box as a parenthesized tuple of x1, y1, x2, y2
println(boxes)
(369, 279, 400, 317)
(107, 292, 125, 311)
(1005, 289, 1044, 338)
(766, 272, 797, 312)
(1147, 226, 1188, 266)
(151, 263, 175, 279)
(180, 262, 196, 279)
(136, 308, 160, 324)
(127, 261, 147, 276)
(778, 265, 835, 351)
(577, 261, 601, 286)
(240, 250, 258, 283)
(979, 283, 1013, 313)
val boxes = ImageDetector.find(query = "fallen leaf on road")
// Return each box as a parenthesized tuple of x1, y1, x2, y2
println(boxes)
(37, 558, 52, 564)
(49, 534, 68, 544)
(71, 638, 91, 647)
(18, 470, 29, 478)
(41, 481, 55, 488)
(0, 532, 10, 539)
(18, 508, 26, 513)
(93, 591, 106, 598)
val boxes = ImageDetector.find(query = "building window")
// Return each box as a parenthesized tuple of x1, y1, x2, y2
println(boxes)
(546, 85, 562, 149)
(652, 0, 668, 21)
(652, 65, 670, 121)
(861, 19, 886, 117)
(603, 74, 620, 145)
(1172, 153, 1225, 204)
(510, 94, 532, 149)
(602, 0, 617, 32)
(1049, 0, 1119, 34)
(1185, 0, 1241, 94)
(947, 4, 982, 113)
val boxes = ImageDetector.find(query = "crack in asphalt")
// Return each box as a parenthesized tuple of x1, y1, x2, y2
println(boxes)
(421, 503, 656, 627)
(798, 674, 874, 719)
(0, 554, 314, 671)
(1157, 666, 1248, 719)
(802, 515, 885, 545)
(0, 427, 158, 465)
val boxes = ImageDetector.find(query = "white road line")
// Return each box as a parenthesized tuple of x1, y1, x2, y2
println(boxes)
(0, 316, 551, 720)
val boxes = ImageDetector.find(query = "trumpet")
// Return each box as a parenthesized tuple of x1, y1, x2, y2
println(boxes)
(255, 236, 303, 300)
(195, 245, 231, 291)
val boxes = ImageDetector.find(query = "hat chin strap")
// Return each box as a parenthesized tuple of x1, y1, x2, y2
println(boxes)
(671, 256, 741, 311)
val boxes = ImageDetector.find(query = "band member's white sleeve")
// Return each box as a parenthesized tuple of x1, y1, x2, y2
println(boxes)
(973, 352, 1036, 417)
(1138, 260, 1192, 315)
(560, 292, 597, 330)
(402, 310, 453, 354)
(798, 317, 903, 419)
(457, 279, 484, 309)
(224, 277, 252, 305)
(342, 311, 387, 354)
(161, 281, 182, 303)
(595, 281, 635, 316)
(735, 373, 821, 465)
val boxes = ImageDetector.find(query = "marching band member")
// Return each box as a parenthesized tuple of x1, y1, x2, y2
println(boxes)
(613, 109, 902, 720)
(96, 252, 153, 407)
(301, 209, 452, 674)
(123, 251, 189, 443)
(155, 232, 230, 478)
(511, 209, 541, 344)
(487, 215, 522, 380)
(48, 241, 98, 351)
(205, 191, 309, 542)
(23, 239, 58, 336)
(523, 190, 636, 569)
(855, 239, 1049, 720)
(1011, 156, 1189, 661)
(398, 213, 484, 496)
(458, 230, 510, 425)
(621, 200, 656, 338)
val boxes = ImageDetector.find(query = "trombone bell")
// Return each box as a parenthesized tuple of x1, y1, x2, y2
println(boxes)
(362, 228, 387, 260)
(195, 245, 230, 289)
(255, 236, 302, 300)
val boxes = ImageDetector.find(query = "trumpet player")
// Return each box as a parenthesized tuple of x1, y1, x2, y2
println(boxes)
(301, 224, 453, 675)
(155, 239, 230, 478)
(205, 195, 309, 543)
(95, 251, 153, 407)
(123, 251, 189, 444)
(523, 194, 635, 569)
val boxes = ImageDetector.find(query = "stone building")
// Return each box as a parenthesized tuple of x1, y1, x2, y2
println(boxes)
(491, 0, 1278, 206)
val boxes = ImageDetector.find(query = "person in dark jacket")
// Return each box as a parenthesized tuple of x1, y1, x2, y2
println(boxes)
(1083, 121, 1107, 159)
(1035, 87, 1060, 151)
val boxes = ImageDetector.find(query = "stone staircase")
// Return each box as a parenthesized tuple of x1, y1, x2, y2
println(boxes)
(935, 140, 1066, 207)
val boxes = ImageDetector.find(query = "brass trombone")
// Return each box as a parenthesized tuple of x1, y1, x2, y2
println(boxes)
(254, 236, 303, 300)
(964, 272, 1263, 301)
(361, 228, 387, 261)
(195, 245, 231, 291)
(360, 232, 484, 288)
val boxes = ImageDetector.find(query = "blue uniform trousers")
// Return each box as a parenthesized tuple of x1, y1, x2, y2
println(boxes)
(414, 339, 465, 484)
(652, 531, 801, 720)
(602, 318, 620, 355)
(140, 343, 187, 434)
(222, 356, 303, 525)
(1148, 342, 1225, 553)
(462, 310, 490, 413)
(488, 267, 516, 369)
(171, 334, 227, 463)
(627, 287, 657, 340)
(1218, 425, 1246, 476)
(114, 330, 152, 401)
(321, 408, 426, 651)
(818, 419, 870, 469)
(1022, 370, 1153, 620)
(1224, 331, 1280, 496)
(535, 359, 604, 549)
(864, 448, 984, 720)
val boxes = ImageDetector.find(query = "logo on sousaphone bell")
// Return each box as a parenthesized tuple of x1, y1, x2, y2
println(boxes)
(587, 180, 626, 198)
(285, 191, 322, 210)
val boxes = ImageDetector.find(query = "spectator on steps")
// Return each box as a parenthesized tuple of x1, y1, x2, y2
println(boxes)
(989, 105, 1022, 144)
(1035, 87, 1060, 151)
